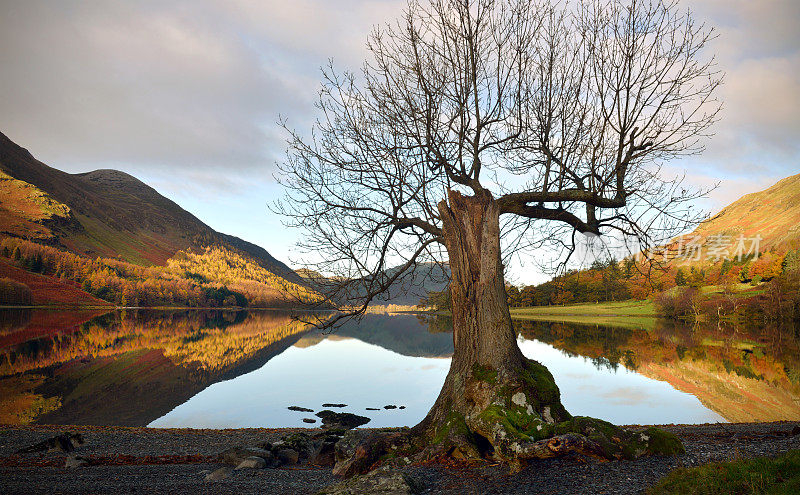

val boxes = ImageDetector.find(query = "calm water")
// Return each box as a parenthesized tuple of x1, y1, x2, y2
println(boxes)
(1, 309, 798, 427)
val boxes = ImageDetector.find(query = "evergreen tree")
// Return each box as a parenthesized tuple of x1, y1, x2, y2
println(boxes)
(675, 268, 687, 286)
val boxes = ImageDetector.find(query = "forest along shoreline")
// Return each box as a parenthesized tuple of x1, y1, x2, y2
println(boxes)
(0, 422, 798, 494)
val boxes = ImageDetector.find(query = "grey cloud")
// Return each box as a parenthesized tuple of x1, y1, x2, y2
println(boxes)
(0, 0, 344, 178)
(684, 0, 800, 182)
(0, 0, 797, 204)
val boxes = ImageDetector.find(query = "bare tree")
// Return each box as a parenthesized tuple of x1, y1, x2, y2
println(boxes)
(277, 0, 720, 464)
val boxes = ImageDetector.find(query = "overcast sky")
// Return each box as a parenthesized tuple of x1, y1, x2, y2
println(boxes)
(1, 0, 798, 284)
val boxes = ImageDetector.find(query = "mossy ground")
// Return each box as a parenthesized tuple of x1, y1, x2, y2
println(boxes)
(648, 449, 800, 494)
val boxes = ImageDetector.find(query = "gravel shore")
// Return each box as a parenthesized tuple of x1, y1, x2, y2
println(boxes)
(1, 422, 798, 494)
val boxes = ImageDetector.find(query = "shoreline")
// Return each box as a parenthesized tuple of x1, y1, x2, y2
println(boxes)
(1, 421, 798, 494)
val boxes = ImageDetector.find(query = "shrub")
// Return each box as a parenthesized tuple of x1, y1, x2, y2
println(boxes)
(0, 278, 33, 305)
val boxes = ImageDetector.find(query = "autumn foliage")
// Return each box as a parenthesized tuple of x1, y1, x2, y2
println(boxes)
(0, 238, 321, 308)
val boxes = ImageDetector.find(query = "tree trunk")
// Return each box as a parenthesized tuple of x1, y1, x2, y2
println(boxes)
(412, 189, 571, 460)
(407, 189, 682, 464)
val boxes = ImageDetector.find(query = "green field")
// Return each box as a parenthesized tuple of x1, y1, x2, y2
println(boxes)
(510, 300, 658, 330)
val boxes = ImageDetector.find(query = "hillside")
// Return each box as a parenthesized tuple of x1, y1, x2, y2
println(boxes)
(686, 173, 800, 253)
(0, 131, 303, 286)
(303, 261, 449, 307)
(0, 133, 306, 298)
(508, 173, 800, 306)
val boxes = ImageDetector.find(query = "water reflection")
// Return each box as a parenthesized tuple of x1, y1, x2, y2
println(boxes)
(0, 308, 797, 427)
(514, 319, 800, 422)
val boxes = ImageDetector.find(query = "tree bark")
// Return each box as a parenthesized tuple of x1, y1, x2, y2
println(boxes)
(412, 189, 571, 459)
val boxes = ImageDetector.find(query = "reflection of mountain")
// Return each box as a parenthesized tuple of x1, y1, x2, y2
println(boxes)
(0, 309, 312, 425)
(513, 319, 800, 422)
(296, 313, 454, 358)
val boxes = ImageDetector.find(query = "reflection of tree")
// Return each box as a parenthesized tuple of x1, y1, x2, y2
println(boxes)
(0, 308, 32, 333)
(513, 318, 800, 421)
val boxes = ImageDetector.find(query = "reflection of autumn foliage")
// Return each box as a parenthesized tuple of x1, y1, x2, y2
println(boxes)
(0, 238, 322, 308)
(0, 374, 61, 424)
(514, 319, 800, 421)
(0, 309, 312, 376)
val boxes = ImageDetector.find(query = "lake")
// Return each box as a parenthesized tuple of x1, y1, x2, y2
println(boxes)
(1, 308, 798, 428)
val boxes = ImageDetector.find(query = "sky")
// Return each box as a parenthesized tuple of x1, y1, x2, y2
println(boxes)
(1, 0, 798, 285)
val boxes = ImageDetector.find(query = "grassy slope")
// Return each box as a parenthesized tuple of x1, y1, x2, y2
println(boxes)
(0, 131, 305, 286)
(687, 174, 800, 253)
(0, 258, 112, 308)
(510, 300, 658, 330)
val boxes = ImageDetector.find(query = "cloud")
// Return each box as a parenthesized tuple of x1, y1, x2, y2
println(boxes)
(681, 0, 800, 198)
(0, 0, 403, 183)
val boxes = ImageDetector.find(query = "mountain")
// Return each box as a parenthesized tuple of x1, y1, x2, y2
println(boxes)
(0, 131, 304, 286)
(683, 173, 800, 254)
(656, 173, 800, 268)
(377, 262, 449, 305)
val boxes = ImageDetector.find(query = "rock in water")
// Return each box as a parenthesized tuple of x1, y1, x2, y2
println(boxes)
(288, 405, 315, 413)
(303, 418, 317, 424)
(318, 466, 423, 495)
(383, 405, 398, 410)
(322, 403, 348, 408)
(235, 456, 267, 470)
(315, 410, 370, 430)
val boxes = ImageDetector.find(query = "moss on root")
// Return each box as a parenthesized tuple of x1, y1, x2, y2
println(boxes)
(432, 410, 472, 445)
(422, 359, 683, 465)
(517, 359, 571, 423)
(471, 363, 498, 385)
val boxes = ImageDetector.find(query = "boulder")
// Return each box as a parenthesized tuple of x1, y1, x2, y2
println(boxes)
(333, 430, 409, 478)
(303, 418, 317, 424)
(218, 446, 273, 466)
(205, 467, 233, 482)
(281, 432, 315, 459)
(235, 456, 267, 470)
(310, 439, 338, 467)
(65, 454, 88, 468)
(276, 448, 300, 465)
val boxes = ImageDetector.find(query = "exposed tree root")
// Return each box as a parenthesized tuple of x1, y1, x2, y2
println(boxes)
(333, 358, 685, 478)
